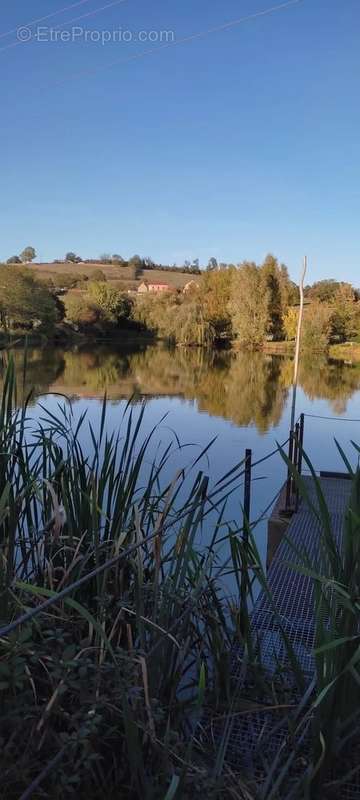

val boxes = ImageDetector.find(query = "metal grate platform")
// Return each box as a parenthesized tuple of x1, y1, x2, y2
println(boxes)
(223, 475, 359, 798)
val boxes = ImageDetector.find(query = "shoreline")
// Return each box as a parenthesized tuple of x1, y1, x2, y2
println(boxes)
(2, 330, 360, 365)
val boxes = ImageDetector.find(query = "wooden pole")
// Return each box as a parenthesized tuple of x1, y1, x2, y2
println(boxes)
(290, 256, 307, 435)
(285, 257, 307, 513)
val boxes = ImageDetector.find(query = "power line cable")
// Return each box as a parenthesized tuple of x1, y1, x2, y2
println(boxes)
(0, 0, 94, 40)
(303, 413, 360, 423)
(56, 0, 303, 88)
(0, 0, 130, 54)
(4, 0, 303, 87)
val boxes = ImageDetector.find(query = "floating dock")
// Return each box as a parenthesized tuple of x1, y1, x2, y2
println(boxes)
(222, 474, 357, 798)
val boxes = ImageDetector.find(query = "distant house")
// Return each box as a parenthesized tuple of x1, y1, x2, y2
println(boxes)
(137, 282, 171, 294)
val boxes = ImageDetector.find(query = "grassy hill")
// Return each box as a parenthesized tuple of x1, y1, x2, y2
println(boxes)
(30, 262, 200, 291)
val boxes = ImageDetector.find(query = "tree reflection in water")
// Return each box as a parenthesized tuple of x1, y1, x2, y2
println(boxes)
(1, 344, 360, 433)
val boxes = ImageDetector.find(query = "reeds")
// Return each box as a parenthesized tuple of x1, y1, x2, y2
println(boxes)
(0, 355, 360, 799)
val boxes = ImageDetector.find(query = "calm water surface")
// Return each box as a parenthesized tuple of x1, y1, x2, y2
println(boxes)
(2, 343, 360, 574)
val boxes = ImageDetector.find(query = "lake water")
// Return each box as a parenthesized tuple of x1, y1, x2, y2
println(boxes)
(2, 343, 360, 576)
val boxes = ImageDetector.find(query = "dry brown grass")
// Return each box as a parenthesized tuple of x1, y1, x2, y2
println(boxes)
(29, 262, 201, 290)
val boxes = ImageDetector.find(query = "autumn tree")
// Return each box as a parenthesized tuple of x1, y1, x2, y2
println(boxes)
(64, 295, 100, 326)
(330, 284, 358, 341)
(20, 246, 36, 263)
(302, 302, 332, 350)
(283, 307, 299, 341)
(200, 268, 233, 341)
(228, 262, 269, 348)
(278, 263, 299, 307)
(87, 282, 133, 323)
(0, 266, 58, 331)
(306, 279, 341, 303)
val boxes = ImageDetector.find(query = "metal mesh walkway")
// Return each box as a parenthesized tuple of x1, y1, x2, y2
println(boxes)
(256, 476, 352, 632)
(221, 475, 358, 797)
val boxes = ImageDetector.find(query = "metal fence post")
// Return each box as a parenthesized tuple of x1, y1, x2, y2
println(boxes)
(295, 413, 305, 512)
(285, 433, 294, 512)
(298, 413, 305, 476)
(240, 449, 252, 635)
(243, 449, 252, 536)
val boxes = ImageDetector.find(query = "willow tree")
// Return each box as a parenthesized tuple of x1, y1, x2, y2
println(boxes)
(228, 262, 269, 348)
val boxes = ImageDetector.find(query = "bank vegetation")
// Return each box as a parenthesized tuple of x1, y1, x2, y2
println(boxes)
(1, 257, 359, 354)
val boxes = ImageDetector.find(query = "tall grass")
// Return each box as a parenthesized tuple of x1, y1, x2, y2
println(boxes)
(0, 354, 360, 799)
(0, 355, 254, 799)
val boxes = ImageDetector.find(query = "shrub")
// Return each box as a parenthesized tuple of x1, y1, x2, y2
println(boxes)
(87, 282, 133, 323)
(64, 293, 101, 326)
(0, 265, 58, 332)
(283, 307, 299, 340)
(302, 301, 332, 350)
(91, 269, 107, 282)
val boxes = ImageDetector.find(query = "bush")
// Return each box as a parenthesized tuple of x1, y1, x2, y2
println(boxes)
(91, 269, 107, 282)
(87, 282, 133, 323)
(0, 265, 59, 332)
(64, 293, 101, 326)
(283, 307, 299, 341)
(53, 272, 83, 289)
(302, 301, 332, 350)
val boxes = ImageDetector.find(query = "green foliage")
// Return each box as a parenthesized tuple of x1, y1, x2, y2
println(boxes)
(306, 279, 342, 303)
(65, 252, 82, 263)
(64, 293, 101, 326)
(6, 256, 21, 264)
(0, 265, 58, 332)
(283, 306, 299, 341)
(302, 302, 333, 350)
(228, 262, 269, 348)
(0, 361, 247, 799)
(261, 254, 285, 340)
(134, 291, 217, 346)
(330, 283, 359, 341)
(0, 361, 360, 797)
(52, 271, 83, 289)
(20, 246, 36, 263)
(199, 268, 233, 341)
(87, 282, 133, 323)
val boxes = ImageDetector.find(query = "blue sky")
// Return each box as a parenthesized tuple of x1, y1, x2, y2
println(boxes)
(0, 0, 359, 283)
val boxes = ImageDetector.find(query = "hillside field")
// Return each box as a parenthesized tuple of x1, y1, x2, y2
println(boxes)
(29, 262, 200, 291)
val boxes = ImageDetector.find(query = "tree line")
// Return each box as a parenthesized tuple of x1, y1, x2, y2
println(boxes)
(4, 249, 202, 275)
(134, 256, 360, 348)
(1, 254, 359, 350)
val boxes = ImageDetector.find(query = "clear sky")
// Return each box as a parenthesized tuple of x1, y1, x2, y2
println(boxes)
(0, 0, 359, 283)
